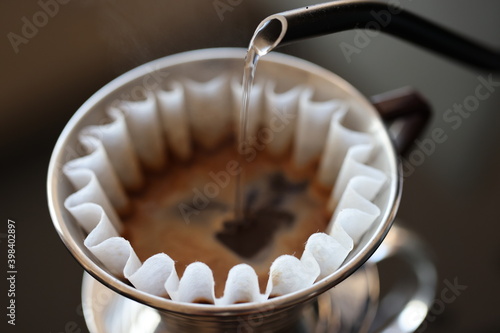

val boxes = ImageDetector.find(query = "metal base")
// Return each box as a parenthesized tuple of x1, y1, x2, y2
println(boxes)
(81, 264, 379, 333)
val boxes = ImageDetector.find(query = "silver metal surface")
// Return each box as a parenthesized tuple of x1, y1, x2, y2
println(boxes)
(368, 226, 437, 333)
(81, 226, 435, 333)
(47, 48, 402, 331)
(82, 264, 380, 333)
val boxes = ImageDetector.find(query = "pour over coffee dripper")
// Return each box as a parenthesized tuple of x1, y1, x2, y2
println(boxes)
(47, 2, 499, 332)
(48, 48, 433, 333)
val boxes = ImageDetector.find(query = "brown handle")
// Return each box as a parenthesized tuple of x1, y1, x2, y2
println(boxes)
(370, 87, 432, 155)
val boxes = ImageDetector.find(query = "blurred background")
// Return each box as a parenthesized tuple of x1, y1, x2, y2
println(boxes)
(1, 0, 499, 332)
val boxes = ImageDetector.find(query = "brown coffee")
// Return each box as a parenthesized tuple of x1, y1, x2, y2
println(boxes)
(121, 138, 331, 298)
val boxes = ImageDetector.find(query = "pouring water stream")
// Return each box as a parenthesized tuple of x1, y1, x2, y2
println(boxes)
(234, 18, 286, 221)
(234, 0, 500, 220)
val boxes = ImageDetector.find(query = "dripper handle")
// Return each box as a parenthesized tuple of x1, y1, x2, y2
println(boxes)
(269, 0, 500, 71)
(371, 87, 431, 155)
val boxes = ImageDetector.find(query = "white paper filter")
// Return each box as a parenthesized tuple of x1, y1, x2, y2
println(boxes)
(63, 68, 388, 305)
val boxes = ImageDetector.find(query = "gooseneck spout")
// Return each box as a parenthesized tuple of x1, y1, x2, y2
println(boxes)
(252, 0, 500, 71)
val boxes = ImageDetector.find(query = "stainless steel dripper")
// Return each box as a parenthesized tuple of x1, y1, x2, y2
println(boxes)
(46, 0, 500, 331)
(47, 47, 436, 333)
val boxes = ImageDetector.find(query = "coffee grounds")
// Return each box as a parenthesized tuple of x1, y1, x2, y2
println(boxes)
(121, 140, 330, 297)
(216, 173, 307, 258)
